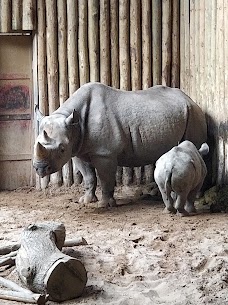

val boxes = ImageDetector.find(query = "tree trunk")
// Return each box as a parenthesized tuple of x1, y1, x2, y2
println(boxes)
(16, 222, 87, 302)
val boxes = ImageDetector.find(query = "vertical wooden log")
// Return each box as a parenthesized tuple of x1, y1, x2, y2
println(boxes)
(37, 0, 49, 190)
(180, 0, 190, 95)
(209, 1, 217, 185)
(110, 0, 121, 185)
(78, 0, 89, 85)
(22, 0, 34, 30)
(1, 0, 12, 32)
(142, 0, 152, 89)
(199, 0, 205, 106)
(224, 0, 228, 184)
(194, 1, 200, 102)
(152, 0, 162, 85)
(57, 0, 73, 187)
(46, 0, 62, 186)
(110, 0, 119, 88)
(162, 0, 172, 86)
(12, 0, 22, 30)
(189, 0, 196, 100)
(216, 0, 225, 185)
(141, 0, 153, 184)
(130, 0, 141, 90)
(100, 0, 110, 85)
(130, 0, 142, 184)
(67, 0, 82, 185)
(171, 0, 180, 88)
(119, 0, 132, 185)
(88, 0, 99, 82)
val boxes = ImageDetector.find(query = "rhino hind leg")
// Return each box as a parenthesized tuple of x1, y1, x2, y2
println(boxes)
(185, 183, 203, 214)
(175, 193, 189, 217)
(159, 188, 177, 214)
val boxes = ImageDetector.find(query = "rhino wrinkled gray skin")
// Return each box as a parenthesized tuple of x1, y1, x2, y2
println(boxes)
(33, 82, 207, 207)
(154, 140, 209, 216)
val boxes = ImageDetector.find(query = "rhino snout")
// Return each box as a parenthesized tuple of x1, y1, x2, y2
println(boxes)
(33, 161, 52, 177)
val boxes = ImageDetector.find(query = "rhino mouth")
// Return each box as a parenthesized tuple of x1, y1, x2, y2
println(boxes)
(33, 160, 53, 177)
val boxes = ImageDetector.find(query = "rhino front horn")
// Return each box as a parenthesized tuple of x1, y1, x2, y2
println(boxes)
(36, 142, 48, 160)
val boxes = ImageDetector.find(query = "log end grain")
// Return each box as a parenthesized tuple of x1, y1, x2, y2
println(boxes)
(44, 258, 87, 302)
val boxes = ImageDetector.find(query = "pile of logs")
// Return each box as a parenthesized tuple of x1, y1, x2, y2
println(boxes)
(0, 222, 88, 304)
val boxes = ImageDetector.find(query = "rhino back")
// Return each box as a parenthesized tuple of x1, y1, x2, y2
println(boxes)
(53, 83, 206, 167)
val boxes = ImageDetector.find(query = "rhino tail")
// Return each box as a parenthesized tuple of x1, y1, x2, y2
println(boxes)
(198, 143, 209, 156)
(165, 170, 172, 201)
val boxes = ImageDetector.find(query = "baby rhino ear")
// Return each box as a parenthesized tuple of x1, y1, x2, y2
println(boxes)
(65, 110, 80, 126)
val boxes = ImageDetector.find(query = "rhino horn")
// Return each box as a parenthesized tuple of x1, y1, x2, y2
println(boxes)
(35, 142, 48, 160)
(65, 110, 80, 126)
(43, 130, 52, 143)
(35, 105, 45, 121)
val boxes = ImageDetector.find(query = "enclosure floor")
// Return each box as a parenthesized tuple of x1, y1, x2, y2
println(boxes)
(0, 185, 227, 305)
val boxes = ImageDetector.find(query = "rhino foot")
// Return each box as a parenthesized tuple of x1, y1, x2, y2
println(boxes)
(177, 209, 189, 217)
(163, 207, 177, 214)
(185, 205, 197, 214)
(79, 194, 98, 204)
(98, 198, 117, 208)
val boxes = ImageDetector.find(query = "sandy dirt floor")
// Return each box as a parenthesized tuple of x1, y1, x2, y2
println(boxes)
(0, 185, 227, 305)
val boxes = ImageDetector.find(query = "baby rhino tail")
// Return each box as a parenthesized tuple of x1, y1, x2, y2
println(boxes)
(198, 143, 209, 156)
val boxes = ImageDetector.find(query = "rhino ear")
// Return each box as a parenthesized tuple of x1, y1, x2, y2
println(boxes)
(35, 105, 46, 122)
(35, 142, 48, 159)
(65, 110, 80, 126)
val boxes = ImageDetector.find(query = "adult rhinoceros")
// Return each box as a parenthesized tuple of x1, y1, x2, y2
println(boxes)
(33, 82, 207, 207)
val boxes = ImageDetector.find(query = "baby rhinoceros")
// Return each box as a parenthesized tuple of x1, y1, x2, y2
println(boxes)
(154, 140, 209, 216)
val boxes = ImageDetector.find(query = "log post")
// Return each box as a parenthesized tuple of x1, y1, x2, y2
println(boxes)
(16, 222, 87, 302)
(37, 0, 49, 190)
(57, 0, 73, 186)
(46, 0, 62, 186)
(0, 0, 12, 32)
(152, 0, 162, 85)
(22, 0, 34, 30)
(141, 0, 153, 184)
(12, 0, 22, 30)
(171, 0, 180, 88)
(78, 0, 89, 85)
(130, 0, 142, 185)
(100, 0, 110, 85)
(119, 0, 132, 185)
(162, 0, 172, 87)
(110, 0, 122, 185)
(67, 0, 82, 185)
(88, 0, 99, 82)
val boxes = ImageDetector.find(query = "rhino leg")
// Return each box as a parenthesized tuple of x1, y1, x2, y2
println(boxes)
(185, 182, 203, 214)
(92, 157, 117, 208)
(158, 187, 177, 214)
(74, 158, 98, 204)
(175, 193, 189, 216)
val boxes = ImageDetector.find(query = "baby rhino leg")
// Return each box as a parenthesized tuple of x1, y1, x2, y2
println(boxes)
(159, 188, 177, 214)
(175, 193, 189, 216)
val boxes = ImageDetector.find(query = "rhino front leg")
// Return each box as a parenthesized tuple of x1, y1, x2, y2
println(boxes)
(74, 157, 98, 204)
(92, 157, 117, 208)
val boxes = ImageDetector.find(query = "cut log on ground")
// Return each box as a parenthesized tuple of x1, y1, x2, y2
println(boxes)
(16, 222, 87, 302)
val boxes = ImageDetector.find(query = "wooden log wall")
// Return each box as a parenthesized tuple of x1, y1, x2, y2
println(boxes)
(180, 0, 228, 186)
(2, 1, 227, 187)
(0, 0, 181, 188)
